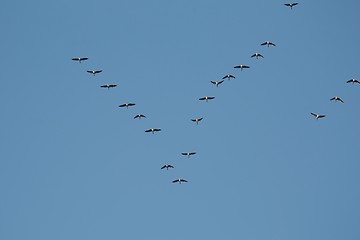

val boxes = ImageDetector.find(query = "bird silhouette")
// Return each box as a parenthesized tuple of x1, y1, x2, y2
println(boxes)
(118, 103, 136, 108)
(311, 113, 326, 119)
(251, 53, 264, 59)
(210, 80, 224, 87)
(261, 41, 276, 47)
(145, 128, 161, 134)
(161, 164, 174, 170)
(199, 96, 215, 102)
(330, 96, 344, 103)
(181, 152, 196, 158)
(100, 84, 117, 89)
(87, 70, 102, 76)
(347, 79, 360, 84)
(134, 114, 146, 119)
(172, 179, 188, 184)
(234, 65, 250, 71)
(72, 57, 88, 63)
(191, 118, 203, 125)
(284, 3, 298, 9)
(222, 74, 235, 80)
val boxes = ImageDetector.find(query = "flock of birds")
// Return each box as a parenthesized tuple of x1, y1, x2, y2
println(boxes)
(71, 2, 359, 184)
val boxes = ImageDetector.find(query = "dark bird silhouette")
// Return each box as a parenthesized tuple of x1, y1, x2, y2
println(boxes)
(161, 164, 174, 170)
(134, 114, 146, 119)
(87, 70, 102, 76)
(210, 80, 224, 87)
(284, 3, 298, 9)
(222, 74, 235, 80)
(311, 112, 326, 119)
(119, 103, 136, 108)
(234, 65, 250, 71)
(191, 118, 203, 125)
(172, 179, 188, 184)
(72, 57, 88, 63)
(100, 84, 117, 89)
(347, 79, 360, 84)
(251, 53, 264, 59)
(199, 96, 215, 102)
(261, 41, 276, 47)
(145, 128, 161, 134)
(330, 96, 344, 103)
(181, 152, 196, 158)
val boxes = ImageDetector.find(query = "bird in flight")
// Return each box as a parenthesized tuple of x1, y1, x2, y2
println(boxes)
(251, 53, 264, 59)
(346, 79, 360, 84)
(172, 179, 188, 184)
(87, 70, 102, 76)
(210, 80, 224, 87)
(145, 128, 161, 134)
(191, 118, 203, 125)
(330, 96, 344, 103)
(261, 41, 276, 47)
(161, 164, 174, 170)
(100, 84, 117, 89)
(72, 57, 88, 63)
(222, 74, 235, 80)
(234, 65, 250, 71)
(284, 3, 298, 9)
(181, 152, 196, 158)
(199, 96, 215, 102)
(311, 112, 326, 119)
(134, 114, 146, 119)
(119, 103, 136, 108)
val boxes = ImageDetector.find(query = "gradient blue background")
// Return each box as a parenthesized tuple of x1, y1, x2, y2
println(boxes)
(1, 1, 360, 239)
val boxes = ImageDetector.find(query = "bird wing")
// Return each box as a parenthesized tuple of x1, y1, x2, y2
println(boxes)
(145, 129, 152, 132)
(180, 179, 188, 182)
(284, 3, 291, 6)
(261, 42, 267, 45)
(251, 54, 256, 58)
(161, 165, 166, 169)
(222, 75, 227, 79)
(100, 85, 108, 88)
(210, 81, 216, 85)
(154, 129, 161, 132)
(218, 80, 224, 84)
(128, 103, 136, 106)
(109, 84, 117, 87)
(172, 179, 179, 183)
(310, 113, 317, 117)
(181, 153, 188, 155)
(198, 118, 203, 121)
(229, 75, 235, 78)
(168, 165, 174, 168)
(318, 115, 326, 118)
(189, 152, 196, 155)
(119, 104, 126, 107)
(95, 70, 102, 74)
(330, 97, 335, 101)
(199, 97, 206, 100)
(338, 98, 344, 103)
(87, 70, 93, 73)
(80, 57, 88, 61)
(208, 97, 215, 100)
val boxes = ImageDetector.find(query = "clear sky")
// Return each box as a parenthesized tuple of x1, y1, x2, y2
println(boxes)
(1, 1, 360, 239)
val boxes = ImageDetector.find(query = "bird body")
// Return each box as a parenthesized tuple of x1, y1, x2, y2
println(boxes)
(210, 80, 224, 87)
(311, 112, 326, 119)
(222, 74, 235, 80)
(261, 41, 276, 47)
(172, 179, 188, 184)
(234, 65, 250, 71)
(199, 96, 215, 102)
(145, 128, 161, 134)
(119, 103, 136, 108)
(330, 96, 344, 103)
(100, 84, 117, 89)
(161, 164, 174, 170)
(72, 57, 88, 63)
(251, 53, 264, 59)
(87, 70, 102, 76)
(191, 118, 203, 125)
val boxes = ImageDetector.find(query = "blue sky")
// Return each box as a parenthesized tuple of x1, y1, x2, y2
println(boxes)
(1, 1, 360, 239)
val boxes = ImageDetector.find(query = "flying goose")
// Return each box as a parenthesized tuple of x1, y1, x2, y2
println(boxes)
(181, 152, 196, 158)
(311, 112, 326, 119)
(346, 79, 360, 84)
(330, 96, 344, 103)
(172, 179, 188, 184)
(118, 103, 136, 108)
(191, 118, 203, 125)
(284, 3, 298, 9)
(251, 53, 264, 59)
(199, 96, 215, 102)
(134, 114, 146, 119)
(161, 164, 174, 170)
(261, 41, 276, 47)
(72, 57, 88, 63)
(100, 84, 117, 89)
(234, 65, 250, 71)
(145, 128, 161, 134)
(222, 74, 235, 80)
(210, 80, 224, 87)
(87, 70, 102, 76)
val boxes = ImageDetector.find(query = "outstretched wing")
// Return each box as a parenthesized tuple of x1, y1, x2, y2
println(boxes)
(199, 97, 206, 100)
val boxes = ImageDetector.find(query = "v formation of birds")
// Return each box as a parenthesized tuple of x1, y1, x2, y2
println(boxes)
(72, 3, 358, 184)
